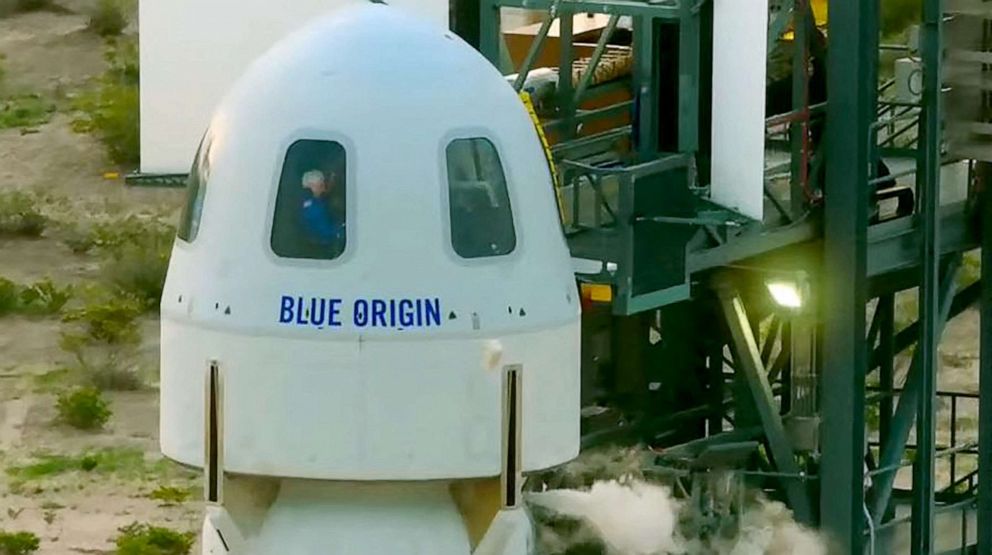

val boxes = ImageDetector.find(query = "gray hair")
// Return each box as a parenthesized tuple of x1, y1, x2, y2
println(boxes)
(302, 170, 325, 189)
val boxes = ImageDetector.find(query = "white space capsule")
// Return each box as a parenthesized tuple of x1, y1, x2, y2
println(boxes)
(160, 4, 580, 553)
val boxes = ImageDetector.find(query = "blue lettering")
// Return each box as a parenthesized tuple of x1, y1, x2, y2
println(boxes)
(295, 297, 309, 325)
(425, 298, 442, 327)
(329, 299, 342, 327)
(399, 299, 415, 327)
(279, 296, 295, 323)
(389, 299, 397, 327)
(310, 298, 326, 327)
(354, 299, 368, 327)
(371, 299, 387, 327)
(415, 299, 423, 327)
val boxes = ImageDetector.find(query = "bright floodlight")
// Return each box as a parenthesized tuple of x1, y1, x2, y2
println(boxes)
(767, 281, 803, 309)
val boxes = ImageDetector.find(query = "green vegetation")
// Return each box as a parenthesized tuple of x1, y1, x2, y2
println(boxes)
(114, 523, 195, 555)
(0, 0, 55, 16)
(65, 346, 144, 391)
(73, 37, 139, 165)
(62, 215, 174, 312)
(89, 0, 129, 37)
(6, 447, 176, 481)
(32, 367, 71, 393)
(0, 278, 72, 317)
(18, 279, 73, 315)
(149, 485, 194, 505)
(102, 226, 174, 312)
(0, 191, 47, 238)
(62, 292, 143, 345)
(0, 530, 40, 555)
(0, 94, 55, 130)
(0, 279, 18, 315)
(56, 386, 112, 430)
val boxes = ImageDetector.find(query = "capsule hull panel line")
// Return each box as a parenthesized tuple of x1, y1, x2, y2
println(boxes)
(160, 4, 581, 483)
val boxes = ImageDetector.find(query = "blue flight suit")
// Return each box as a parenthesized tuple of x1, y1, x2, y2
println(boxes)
(301, 191, 341, 246)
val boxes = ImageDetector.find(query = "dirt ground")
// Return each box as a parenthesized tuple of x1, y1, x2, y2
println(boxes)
(0, 2, 200, 553)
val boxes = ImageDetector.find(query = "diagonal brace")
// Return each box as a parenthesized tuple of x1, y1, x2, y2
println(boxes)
(717, 281, 814, 523)
(869, 255, 962, 524)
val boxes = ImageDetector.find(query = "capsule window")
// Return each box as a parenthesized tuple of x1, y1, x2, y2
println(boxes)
(446, 138, 516, 259)
(177, 134, 212, 242)
(271, 140, 347, 260)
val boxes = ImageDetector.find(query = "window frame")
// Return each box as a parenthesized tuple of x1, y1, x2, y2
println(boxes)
(176, 132, 213, 244)
(264, 131, 356, 268)
(439, 131, 521, 264)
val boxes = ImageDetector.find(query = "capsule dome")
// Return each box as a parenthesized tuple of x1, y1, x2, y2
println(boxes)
(160, 3, 580, 480)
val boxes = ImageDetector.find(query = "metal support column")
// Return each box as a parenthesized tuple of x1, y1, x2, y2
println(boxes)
(978, 163, 992, 555)
(451, 0, 482, 48)
(878, 294, 896, 467)
(789, 0, 810, 217)
(870, 256, 961, 525)
(820, 0, 875, 549)
(911, 0, 944, 549)
(633, 16, 659, 158)
(717, 282, 813, 524)
(478, 0, 502, 62)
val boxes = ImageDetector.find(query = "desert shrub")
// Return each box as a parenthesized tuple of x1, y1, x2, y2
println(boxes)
(15, 0, 53, 11)
(60, 342, 144, 391)
(56, 386, 112, 430)
(73, 37, 139, 165)
(0, 530, 40, 555)
(19, 279, 72, 315)
(0, 277, 71, 316)
(62, 293, 143, 345)
(0, 94, 55, 130)
(104, 233, 172, 312)
(0, 191, 46, 238)
(65, 215, 174, 311)
(149, 485, 192, 505)
(89, 0, 128, 37)
(114, 523, 195, 555)
(0, 278, 18, 316)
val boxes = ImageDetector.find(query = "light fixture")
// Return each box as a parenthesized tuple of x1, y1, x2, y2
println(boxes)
(766, 280, 804, 309)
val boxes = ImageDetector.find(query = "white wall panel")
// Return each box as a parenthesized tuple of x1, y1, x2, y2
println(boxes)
(710, 0, 769, 220)
(139, 0, 448, 173)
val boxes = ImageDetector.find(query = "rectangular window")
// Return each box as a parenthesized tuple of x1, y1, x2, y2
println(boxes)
(446, 138, 516, 259)
(271, 140, 347, 260)
(177, 134, 212, 242)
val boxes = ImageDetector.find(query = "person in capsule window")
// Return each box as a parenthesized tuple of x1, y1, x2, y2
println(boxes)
(300, 169, 344, 253)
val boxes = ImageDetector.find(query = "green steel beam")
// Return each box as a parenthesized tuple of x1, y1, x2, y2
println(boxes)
(979, 163, 992, 555)
(512, 0, 562, 91)
(483, 0, 681, 18)
(479, 0, 502, 63)
(557, 11, 576, 140)
(788, 0, 808, 218)
(878, 293, 896, 492)
(870, 256, 961, 528)
(820, 0, 875, 547)
(633, 15, 659, 158)
(866, 202, 979, 278)
(716, 280, 813, 524)
(573, 14, 620, 104)
(451, 0, 482, 48)
(868, 279, 980, 372)
(912, 0, 944, 548)
(677, 0, 701, 153)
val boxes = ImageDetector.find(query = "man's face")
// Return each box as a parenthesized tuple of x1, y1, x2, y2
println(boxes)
(307, 178, 328, 197)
